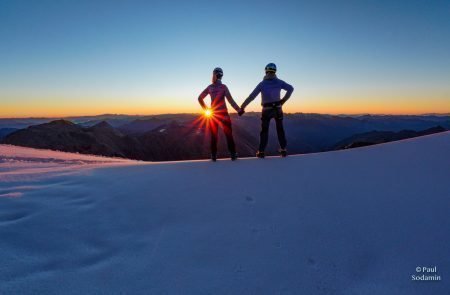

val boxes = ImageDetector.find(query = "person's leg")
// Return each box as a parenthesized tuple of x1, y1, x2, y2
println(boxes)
(209, 120, 218, 158)
(275, 108, 287, 150)
(221, 115, 236, 155)
(258, 108, 272, 152)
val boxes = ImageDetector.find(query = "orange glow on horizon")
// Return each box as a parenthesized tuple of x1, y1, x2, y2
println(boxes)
(1, 107, 448, 119)
(0, 95, 449, 118)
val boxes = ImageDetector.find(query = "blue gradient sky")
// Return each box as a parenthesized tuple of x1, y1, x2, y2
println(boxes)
(1, 0, 449, 117)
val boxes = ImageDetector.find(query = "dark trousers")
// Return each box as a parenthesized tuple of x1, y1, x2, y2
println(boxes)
(259, 106, 287, 151)
(209, 113, 236, 155)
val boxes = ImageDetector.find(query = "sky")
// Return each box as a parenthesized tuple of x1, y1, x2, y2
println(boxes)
(0, 0, 449, 117)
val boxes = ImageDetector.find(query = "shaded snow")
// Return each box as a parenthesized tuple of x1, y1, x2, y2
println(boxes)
(0, 133, 449, 294)
(0, 145, 137, 182)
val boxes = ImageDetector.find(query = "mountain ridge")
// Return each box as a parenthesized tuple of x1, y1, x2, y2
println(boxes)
(2, 114, 448, 161)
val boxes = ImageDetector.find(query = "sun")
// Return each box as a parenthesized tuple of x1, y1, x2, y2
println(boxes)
(204, 109, 212, 118)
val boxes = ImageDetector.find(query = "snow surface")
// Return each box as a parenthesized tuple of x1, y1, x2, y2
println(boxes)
(0, 145, 137, 183)
(0, 133, 449, 294)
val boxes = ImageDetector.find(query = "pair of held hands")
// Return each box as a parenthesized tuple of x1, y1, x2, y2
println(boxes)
(237, 108, 245, 116)
(204, 98, 287, 117)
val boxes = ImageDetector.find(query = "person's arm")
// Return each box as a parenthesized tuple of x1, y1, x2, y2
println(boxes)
(224, 86, 240, 112)
(198, 87, 209, 110)
(280, 81, 294, 105)
(241, 83, 262, 109)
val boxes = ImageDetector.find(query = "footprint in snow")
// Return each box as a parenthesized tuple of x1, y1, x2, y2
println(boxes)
(234, 264, 245, 273)
(308, 257, 319, 270)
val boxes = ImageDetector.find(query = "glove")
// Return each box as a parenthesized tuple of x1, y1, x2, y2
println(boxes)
(238, 108, 245, 116)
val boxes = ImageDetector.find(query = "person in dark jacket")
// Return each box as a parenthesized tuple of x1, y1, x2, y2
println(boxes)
(198, 67, 242, 161)
(240, 63, 294, 158)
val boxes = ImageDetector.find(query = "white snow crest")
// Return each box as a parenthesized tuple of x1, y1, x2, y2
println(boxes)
(0, 144, 137, 182)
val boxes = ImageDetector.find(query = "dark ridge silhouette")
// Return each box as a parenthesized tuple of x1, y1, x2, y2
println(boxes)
(0, 128, 19, 140)
(1, 114, 449, 161)
(334, 126, 447, 150)
(1, 119, 257, 161)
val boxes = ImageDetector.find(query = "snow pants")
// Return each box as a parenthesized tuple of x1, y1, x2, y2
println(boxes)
(209, 113, 236, 155)
(259, 106, 287, 152)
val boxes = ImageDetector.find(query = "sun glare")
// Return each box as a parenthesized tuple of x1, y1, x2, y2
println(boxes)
(204, 109, 212, 118)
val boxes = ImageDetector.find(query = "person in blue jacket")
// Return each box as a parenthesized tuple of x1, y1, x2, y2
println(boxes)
(240, 63, 294, 158)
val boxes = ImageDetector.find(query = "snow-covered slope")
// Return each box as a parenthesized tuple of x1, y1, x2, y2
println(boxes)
(0, 133, 449, 294)
(0, 145, 137, 183)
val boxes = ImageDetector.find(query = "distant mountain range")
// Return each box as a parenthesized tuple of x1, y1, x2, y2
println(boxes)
(1, 119, 257, 161)
(1, 113, 448, 161)
(333, 126, 447, 149)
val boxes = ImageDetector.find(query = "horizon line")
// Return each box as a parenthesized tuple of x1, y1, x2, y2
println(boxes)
(1, 112, 449, 120)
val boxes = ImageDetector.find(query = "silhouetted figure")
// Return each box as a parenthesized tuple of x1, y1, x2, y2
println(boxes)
(198, 67, 242, 161)
(240, 63, 294, 158)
